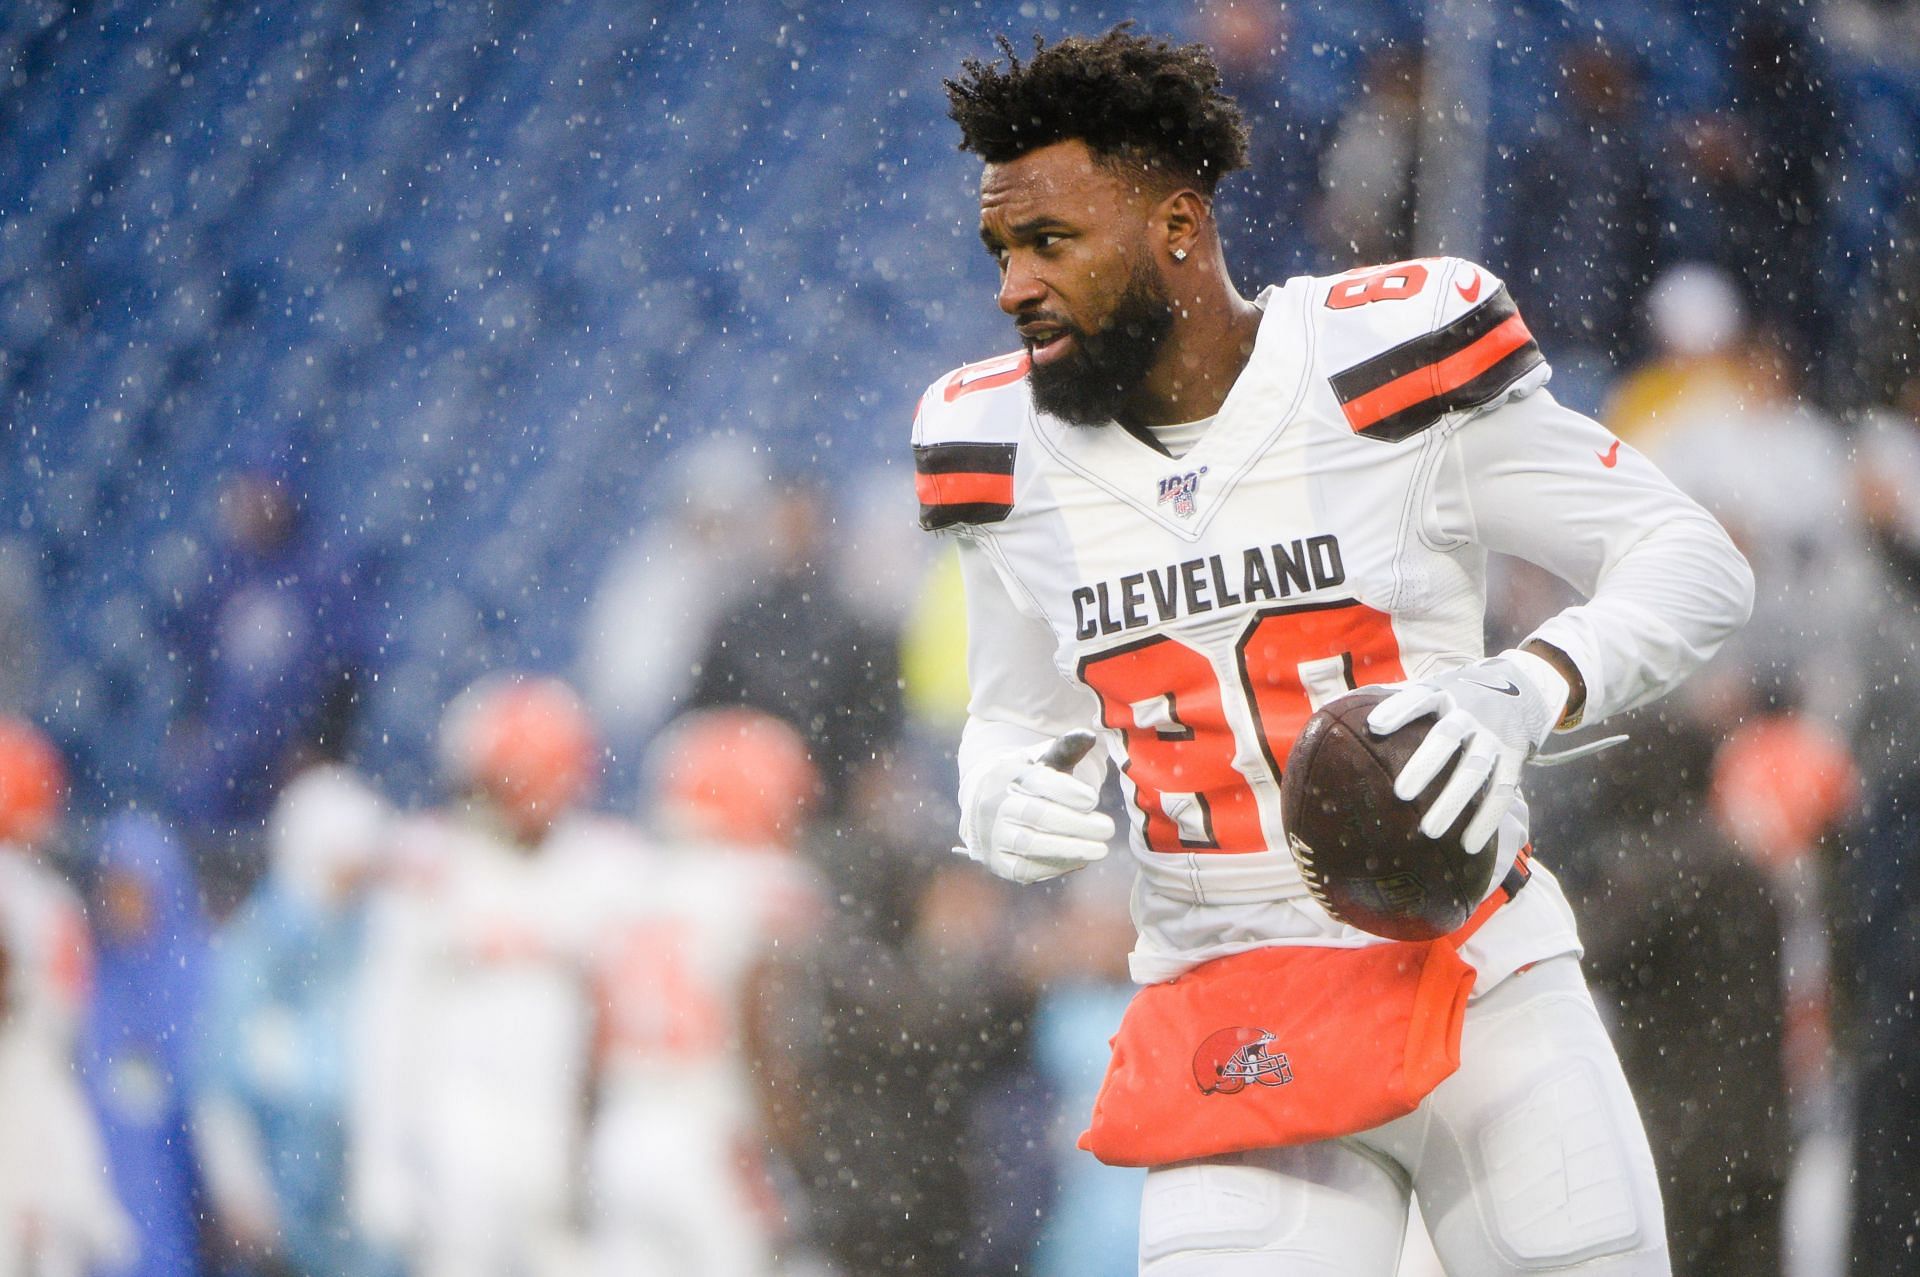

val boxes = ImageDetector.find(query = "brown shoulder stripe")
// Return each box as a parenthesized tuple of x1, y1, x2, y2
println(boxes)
(1330, 287, 1545, 442)
(914, 442, 1016, 530)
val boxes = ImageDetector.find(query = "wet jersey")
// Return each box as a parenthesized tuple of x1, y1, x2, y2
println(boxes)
(912, 258, 1753, 985)
(586, 838, 820, 1086)
(0, 850, 133, 1271)
(580, 839, 823, 1277)
(350, 812, 619, 1269)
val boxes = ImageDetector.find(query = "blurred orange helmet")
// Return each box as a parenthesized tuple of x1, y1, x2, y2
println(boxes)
(0, 716, 66, 847)
(440, 675, 600, 831)
(651, 708, 817, 849)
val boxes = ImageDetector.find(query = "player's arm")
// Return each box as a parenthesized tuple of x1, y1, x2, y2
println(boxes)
(1374, 384, 1753, 852)
(951, 535, 1114, 884)
(912, 359, 1113, 882)
(1330, 258, 1752, 851)
(1431, 386, 1755, 724)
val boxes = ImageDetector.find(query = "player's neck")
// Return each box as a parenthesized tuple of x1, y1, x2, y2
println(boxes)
(1120, 279, 1262, 431)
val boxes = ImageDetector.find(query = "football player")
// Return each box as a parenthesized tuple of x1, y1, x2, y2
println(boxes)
(916, 29, 1754, 1276)
(350, 675, 613, 1277)
(0, 718, 134, 1276)
(582, 707, 823, 1277)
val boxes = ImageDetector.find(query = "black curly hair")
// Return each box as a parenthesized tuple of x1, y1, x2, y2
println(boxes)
(944, 25, 1251, 194)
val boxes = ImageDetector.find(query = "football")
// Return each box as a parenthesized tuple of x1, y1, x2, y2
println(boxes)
(1280, 686, 1494, 941)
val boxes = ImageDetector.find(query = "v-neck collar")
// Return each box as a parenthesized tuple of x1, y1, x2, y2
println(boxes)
(1027, 282, 1314, 542)
(1115, 416, 1176, 458)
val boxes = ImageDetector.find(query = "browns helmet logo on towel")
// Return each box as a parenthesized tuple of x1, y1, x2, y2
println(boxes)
(1193, 1026, 1294, 1095)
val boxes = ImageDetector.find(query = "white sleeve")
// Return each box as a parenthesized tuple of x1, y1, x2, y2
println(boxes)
(953, 535, 1105, 824)
(1425, 388, 1755, 725)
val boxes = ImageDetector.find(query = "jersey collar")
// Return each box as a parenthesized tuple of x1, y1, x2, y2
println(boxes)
(1026, 282, 1314, 542)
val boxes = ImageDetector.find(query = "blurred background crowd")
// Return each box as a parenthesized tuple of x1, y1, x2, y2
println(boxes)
(2, 0, 1919, 1273)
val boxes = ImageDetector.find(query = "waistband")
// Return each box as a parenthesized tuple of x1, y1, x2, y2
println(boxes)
(1131, 846, 1312, 906)
(1133, 839, 1533, 912)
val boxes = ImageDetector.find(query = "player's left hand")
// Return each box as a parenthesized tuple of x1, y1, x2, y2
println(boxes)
(1364, 649, 1570, 854)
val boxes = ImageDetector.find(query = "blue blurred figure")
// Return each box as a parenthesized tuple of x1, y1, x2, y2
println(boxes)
(192, 767, 399, 1277)
(160, 470, 373, 906)
(79, 811, 211, 1277)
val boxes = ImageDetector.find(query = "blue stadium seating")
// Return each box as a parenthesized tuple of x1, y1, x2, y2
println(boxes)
(0, 0, 1908, 817)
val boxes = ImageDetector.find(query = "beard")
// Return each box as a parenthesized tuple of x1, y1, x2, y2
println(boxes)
(1026, 255, 1176, 427)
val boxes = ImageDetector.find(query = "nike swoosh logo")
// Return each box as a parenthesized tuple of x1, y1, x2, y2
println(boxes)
(1455, 269, 1482, 304)
(1461, 677, 1522, 696)
(1598, 440, 1621, 468)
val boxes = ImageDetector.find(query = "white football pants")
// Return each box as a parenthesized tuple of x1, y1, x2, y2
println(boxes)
(589, 1091, 776, 1277)
(1138, 956, 1670, 1275)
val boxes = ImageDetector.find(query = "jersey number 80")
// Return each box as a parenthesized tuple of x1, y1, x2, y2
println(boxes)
(1077, 599, 1404, 854)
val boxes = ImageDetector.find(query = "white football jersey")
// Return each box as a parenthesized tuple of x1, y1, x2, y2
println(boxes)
(587, 839, 819, 1088)
(350, 812, 618, 1268)
(581, 839, 823, 1277)
(913, 258, 1753, 986)
(0, 849, 91, 1046)
(0, 849, 135, 1274)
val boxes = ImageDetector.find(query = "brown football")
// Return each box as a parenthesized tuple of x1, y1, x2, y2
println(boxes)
(1279, 686, 1494, 941)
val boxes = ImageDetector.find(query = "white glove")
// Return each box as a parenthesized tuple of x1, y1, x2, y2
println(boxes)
(1365, 648, 1571, 854)
(957, 732, 1114, 884)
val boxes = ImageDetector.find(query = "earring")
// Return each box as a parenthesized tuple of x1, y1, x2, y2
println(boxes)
(1172, 248, 1188, 262)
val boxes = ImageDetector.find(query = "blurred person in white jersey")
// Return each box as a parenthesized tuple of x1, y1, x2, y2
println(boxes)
(0, 718, 132, 1277)
(582, 707, 824, 1277)
(351, 675, 617, 1277)
(918, 28, 1753, 1274)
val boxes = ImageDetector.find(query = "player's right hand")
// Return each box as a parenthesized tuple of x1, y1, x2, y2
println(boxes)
(961, 732, 1114, 884)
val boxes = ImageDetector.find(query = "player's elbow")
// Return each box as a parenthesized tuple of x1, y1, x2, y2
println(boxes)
(1696, 518, 1757, 645)
(1726, 542, 1757, 632)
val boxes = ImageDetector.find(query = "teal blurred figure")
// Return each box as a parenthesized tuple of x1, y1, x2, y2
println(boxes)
(192, 768, 399, 1277)
(1026, 871, 1144, 1277)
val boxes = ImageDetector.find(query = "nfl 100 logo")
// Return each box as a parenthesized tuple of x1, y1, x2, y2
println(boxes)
(1157, 466, 1207, 518)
